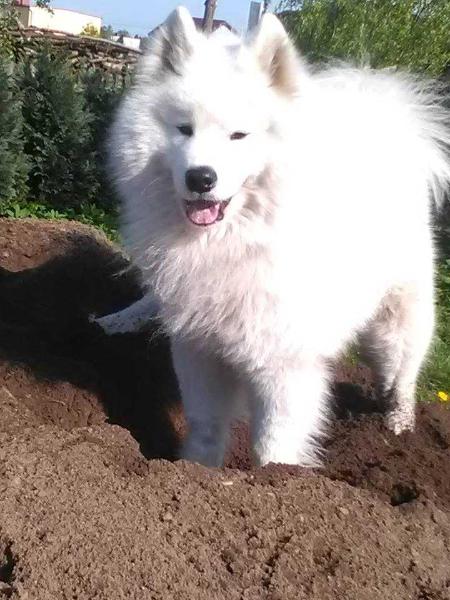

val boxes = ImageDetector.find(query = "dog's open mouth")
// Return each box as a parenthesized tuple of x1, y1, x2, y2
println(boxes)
(184, 199, 230, 227)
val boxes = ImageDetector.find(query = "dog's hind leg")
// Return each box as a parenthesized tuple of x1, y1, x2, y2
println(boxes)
(171, 338, 241, 467)
(358, 281, 434, 434)
(91, 294, 158, 335)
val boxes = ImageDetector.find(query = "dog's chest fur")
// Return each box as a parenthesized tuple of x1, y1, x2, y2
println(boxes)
(146, 225, 378, 370)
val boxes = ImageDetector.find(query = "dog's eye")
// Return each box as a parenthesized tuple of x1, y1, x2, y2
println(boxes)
(177, 124, 194, 137)
(230, 131, 249, 141)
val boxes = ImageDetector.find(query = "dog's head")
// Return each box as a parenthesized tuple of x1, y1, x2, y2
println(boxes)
(127, 7, 303, 229)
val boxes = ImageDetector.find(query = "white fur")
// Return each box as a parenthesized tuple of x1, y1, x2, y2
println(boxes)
(90, 294, 158, 334)
(103, 7, 450, 467)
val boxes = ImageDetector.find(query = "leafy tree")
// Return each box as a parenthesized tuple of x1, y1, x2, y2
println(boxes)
(0, 55, 28, 203)
(20, 45, 98, 208)
(1, 0, 51, 55)
(100, 24, 114, 40)
(115, 29, 130, 38)
(277, 0, 450, 75)
(0, 0, 21, 55)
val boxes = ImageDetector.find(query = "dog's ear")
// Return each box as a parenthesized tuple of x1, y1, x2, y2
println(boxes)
(249, 14, 300, 97)
(157, 6, 198, 75)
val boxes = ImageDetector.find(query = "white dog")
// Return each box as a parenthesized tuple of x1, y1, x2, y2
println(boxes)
(96, 7, 450, 467)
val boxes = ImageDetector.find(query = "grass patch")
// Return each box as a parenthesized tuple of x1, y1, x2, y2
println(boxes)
(0, 200, 119, 241)
(419, 227, 450, 402)
(419, 306, 449, 402)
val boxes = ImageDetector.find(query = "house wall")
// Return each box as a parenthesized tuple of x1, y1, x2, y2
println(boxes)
(16, 6, 32, 27)
(121, 36, 141, 50)
(16, 6, 102, 35)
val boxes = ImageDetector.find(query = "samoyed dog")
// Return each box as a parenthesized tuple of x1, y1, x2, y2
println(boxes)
(96, 7, 450, 467)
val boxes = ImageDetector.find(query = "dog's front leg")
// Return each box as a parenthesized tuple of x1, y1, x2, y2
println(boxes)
(171, 338, 239, 467)
(91, 294, 158, 335)
(249, 360, 329, 467)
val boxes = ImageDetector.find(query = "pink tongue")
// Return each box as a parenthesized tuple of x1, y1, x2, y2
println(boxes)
(186, 201, 221, 226)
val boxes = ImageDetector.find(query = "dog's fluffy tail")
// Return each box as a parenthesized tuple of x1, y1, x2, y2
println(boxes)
(412, 79, 450, 209)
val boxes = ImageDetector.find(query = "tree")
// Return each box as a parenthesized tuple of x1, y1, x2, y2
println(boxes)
(0, 55, 28, 203)
(278, 0, 450, 76)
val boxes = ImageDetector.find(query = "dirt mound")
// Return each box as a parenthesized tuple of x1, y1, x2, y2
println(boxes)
(0, 218, 449, 600)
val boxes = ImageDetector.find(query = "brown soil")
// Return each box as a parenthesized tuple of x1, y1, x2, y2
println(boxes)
(0, 218, 449, 600)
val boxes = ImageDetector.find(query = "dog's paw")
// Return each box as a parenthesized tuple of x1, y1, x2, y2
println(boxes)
(385, 406, 415, 435)
(89, 312, 130, 335)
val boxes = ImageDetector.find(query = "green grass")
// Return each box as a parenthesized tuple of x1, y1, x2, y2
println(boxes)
(0, 199, 119, 241)
(419, 227, 450, 402)
(418, 306, 450, 402)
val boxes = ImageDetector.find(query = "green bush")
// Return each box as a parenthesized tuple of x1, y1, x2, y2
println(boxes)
(0, 2, 125, 213)
(0, 54, 28, 203)
(80, 69, 125, 208)
(20, 46, 99, 209)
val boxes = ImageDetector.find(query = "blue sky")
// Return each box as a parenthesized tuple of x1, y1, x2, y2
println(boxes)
(52, 1, 254, 36)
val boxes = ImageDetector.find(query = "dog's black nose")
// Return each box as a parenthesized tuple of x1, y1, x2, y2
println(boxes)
(185, 166, 217, 193)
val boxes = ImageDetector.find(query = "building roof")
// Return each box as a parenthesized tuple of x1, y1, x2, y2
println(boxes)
(192, 17, 234, 32)
(150, 16, 235, 38)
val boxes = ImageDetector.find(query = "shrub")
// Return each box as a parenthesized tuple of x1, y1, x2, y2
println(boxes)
(0, 11, 129, 213)
(80, 69, 126, 208)
(0, 54, 28, 204)
(20, 45, 99, 209)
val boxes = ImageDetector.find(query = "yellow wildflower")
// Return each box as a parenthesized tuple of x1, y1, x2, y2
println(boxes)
(437, 391, 449, 402)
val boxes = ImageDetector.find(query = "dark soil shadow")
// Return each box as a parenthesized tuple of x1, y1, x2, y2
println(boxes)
(0, 233, 181, 460)
(0, 228, 412, 466)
